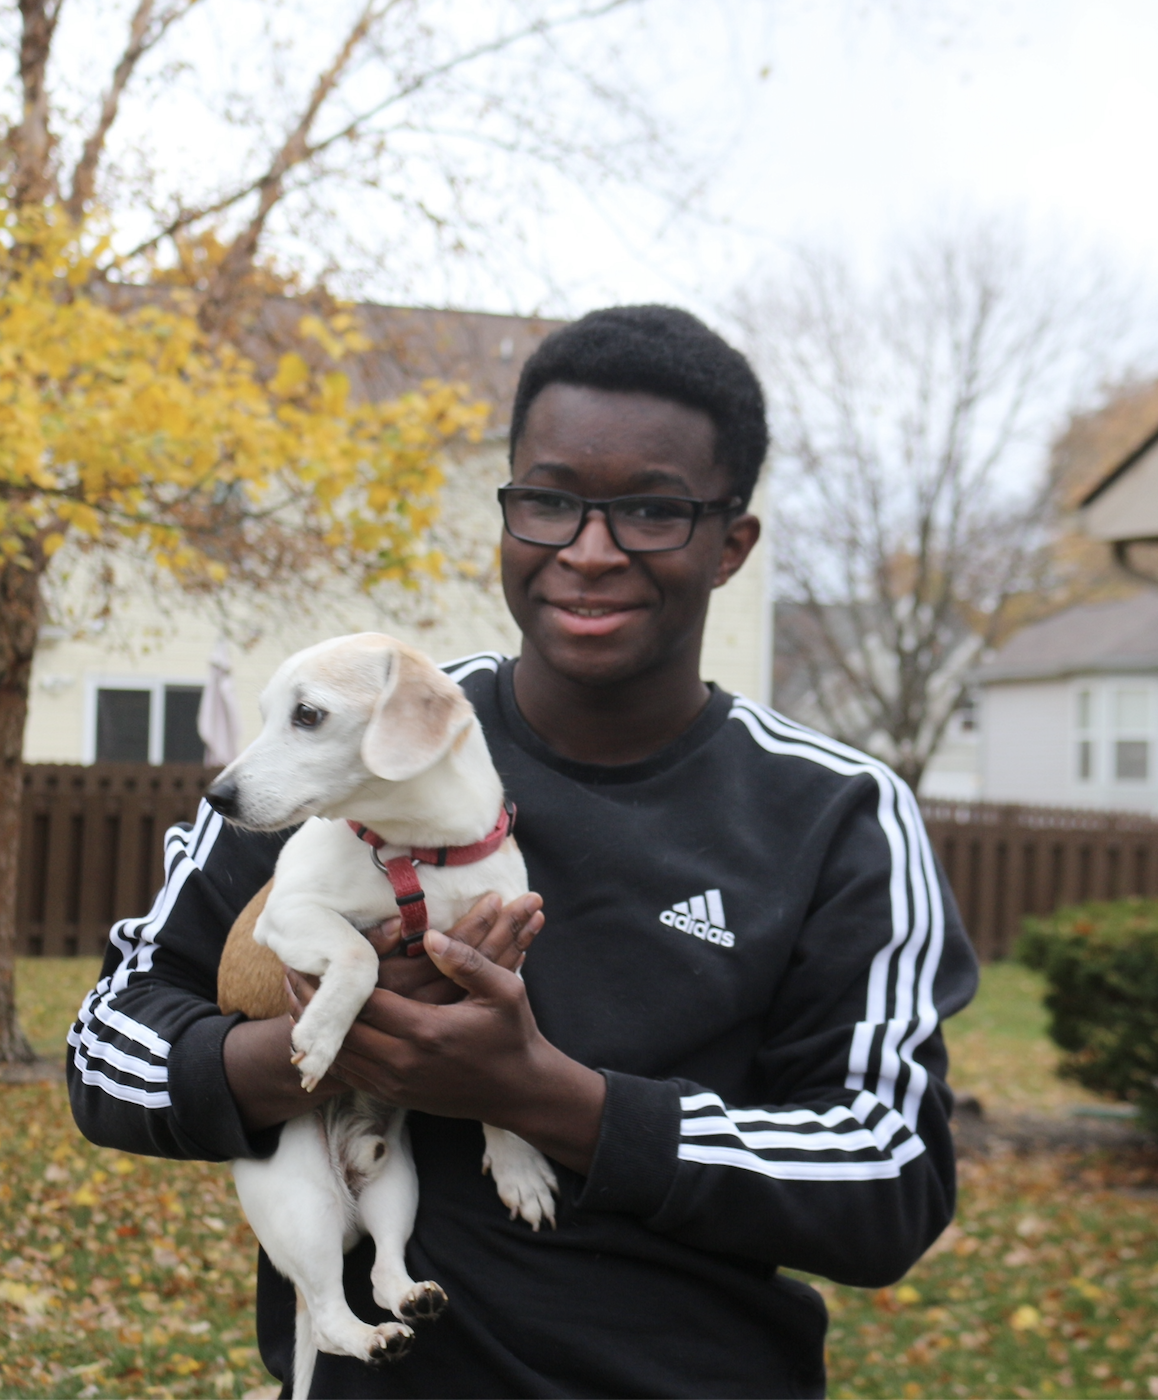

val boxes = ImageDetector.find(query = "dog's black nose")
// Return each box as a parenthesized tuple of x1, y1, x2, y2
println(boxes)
(204, 778, 239, 817)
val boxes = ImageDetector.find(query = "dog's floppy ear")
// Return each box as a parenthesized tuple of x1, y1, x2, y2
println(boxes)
(361, 646, 474, 781)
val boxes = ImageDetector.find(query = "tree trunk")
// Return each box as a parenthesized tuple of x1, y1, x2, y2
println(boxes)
(0, 559, 43, 1063)
(12, 0, 62, 206)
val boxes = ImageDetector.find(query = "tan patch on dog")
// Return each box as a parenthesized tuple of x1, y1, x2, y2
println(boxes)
(217, 882, 289, 1021)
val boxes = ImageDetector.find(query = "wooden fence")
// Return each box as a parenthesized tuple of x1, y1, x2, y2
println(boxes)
(17, 763, 221, 957)
(922, 800, 1158, 960)
(15, 765, 1158, 960)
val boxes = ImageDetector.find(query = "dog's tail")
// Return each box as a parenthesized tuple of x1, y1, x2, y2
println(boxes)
(292, 1287, 317, 1400)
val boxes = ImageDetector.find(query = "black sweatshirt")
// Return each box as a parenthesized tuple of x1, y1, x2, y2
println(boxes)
(68, 655, 978, 1399)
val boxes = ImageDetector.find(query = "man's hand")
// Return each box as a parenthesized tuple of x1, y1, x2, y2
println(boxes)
(286, 927, 606, 1176)
(359, 891, 543, 1005)
(224, 892, 544, 1136)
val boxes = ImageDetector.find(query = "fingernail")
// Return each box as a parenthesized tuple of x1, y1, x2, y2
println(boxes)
(426, 929, 449, 955)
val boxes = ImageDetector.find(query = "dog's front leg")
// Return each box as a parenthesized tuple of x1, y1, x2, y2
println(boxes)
(258, 898, 379, 1090)
(482, 1124, 558, 1230)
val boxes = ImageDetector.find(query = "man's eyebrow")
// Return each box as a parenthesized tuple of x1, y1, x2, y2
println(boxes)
(522, 462, 695, 492)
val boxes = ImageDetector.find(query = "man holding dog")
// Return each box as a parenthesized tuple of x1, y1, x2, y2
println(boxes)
(70, 305, 977, 1398)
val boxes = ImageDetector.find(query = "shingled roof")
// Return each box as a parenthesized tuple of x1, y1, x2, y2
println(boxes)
(248, 300, 566, 429)
(977, 592, 1158, 684)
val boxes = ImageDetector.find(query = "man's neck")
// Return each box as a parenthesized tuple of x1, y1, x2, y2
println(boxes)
(511, 646, 711, 767)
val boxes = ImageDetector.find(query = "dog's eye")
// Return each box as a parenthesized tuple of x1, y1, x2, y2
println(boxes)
(292, 703, 326, 729)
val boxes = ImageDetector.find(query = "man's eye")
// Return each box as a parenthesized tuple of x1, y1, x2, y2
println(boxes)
(292, 703, 326, 729)
(621, 498, 687, 521)
(524, 492, 573, 515)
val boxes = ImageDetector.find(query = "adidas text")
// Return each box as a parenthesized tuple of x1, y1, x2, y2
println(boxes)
(659, 889, 735, 948)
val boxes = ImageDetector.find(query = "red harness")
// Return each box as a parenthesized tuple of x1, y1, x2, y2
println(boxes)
(347, 801, 516, 955)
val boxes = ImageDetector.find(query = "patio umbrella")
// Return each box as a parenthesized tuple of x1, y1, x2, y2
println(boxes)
(197, 637, 243, 766)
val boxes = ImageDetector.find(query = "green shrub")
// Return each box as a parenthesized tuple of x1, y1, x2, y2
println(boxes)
(1016, 898, 1158, 1130)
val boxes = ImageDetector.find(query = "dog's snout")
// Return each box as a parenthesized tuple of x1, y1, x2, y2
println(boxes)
(205, 778, 240, 818)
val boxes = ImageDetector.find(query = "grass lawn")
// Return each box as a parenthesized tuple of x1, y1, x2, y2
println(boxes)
(3, 956, 1156, 1399)
(942, 960, 1103, 1116)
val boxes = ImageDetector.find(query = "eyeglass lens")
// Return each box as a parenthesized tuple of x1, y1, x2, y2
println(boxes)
(504, 489, 697, 552)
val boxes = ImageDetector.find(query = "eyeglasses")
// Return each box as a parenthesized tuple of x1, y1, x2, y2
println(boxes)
(497, 485, 741, 554)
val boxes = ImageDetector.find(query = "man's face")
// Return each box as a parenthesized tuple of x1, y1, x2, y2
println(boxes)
(502, 383, 758, 688)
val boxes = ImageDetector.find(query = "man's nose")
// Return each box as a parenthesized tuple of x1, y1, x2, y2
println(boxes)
(556, 511, 630, 574)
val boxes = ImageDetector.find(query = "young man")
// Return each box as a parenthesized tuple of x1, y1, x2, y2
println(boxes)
(70, 305, 978, 1399)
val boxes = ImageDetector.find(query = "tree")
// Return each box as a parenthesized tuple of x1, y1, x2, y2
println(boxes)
(737, 221, 1139, 791)
(2, 0, 666, 325)
(0, 0, 668, 1063)
(0, 206, 485, 1062)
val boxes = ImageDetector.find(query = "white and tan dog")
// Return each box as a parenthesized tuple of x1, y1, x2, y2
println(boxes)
(207, 633, 556, 1400)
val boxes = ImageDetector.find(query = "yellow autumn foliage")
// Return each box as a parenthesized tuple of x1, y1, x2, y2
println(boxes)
(0, 205, 488, 592)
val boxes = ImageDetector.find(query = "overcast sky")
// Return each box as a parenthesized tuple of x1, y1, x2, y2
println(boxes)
(527, 0, 1158, 324)
(37, 0, 1158, 334)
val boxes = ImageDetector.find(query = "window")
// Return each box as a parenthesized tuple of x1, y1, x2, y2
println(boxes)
(1116, 740, 1149, 781)
(1077, 739, 1094, 780)
(1075, 688, 1094, 782)
(89, 680, 204, 763)
(1113, 687, 1150, 783)
(96, 689, 151, 761)
(1116, 688, 1149, 732)
(163, 687, 205, 761)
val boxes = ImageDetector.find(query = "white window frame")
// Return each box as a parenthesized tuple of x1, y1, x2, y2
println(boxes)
(1112, 682, 1152, 783)
(1069, 676, 1158, 793)
(83, 675, 203, 765)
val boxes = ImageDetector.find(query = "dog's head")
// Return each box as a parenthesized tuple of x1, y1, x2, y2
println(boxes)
(204, 633, 474, 830)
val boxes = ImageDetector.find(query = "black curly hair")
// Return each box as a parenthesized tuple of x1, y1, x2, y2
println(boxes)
(508, 305, 768, 508)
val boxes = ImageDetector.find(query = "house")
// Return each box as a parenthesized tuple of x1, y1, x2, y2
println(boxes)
(24, 306, 772, 765)
(975, 592, 1158, 813)
(1079, 416, 1158, 583)
(770, 601, 981, 799)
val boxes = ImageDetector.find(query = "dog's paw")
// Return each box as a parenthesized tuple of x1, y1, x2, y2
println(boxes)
(397, 1280, 448, 1324)
(482, 1127, 558, 1231)
(289, 1022, 343, 1092)
(365, 1321, 414, 1365)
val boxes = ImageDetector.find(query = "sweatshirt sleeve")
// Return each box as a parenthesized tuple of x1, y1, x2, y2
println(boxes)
(577, 768, 979, 1289)
(67, 801, 289, 1163)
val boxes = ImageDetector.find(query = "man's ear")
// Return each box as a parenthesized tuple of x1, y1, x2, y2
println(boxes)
(713, 513, 761, 589)
(361, 647, 475, 782)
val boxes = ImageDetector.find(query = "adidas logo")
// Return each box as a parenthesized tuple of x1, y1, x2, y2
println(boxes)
(659, 889, 735, 948)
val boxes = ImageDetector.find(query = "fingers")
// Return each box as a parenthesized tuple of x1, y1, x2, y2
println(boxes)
(444, 892, 503, 949)
(477, 893, 544, 971)
(284, 969, 314, 1021)
(424, 929, 523, 997)
(364, 917, 402, 959)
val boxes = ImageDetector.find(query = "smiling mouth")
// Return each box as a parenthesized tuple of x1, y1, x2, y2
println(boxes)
(553, 601, 639, 615)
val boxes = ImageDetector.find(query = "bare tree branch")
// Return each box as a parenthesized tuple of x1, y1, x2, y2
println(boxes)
(64, 0, 200, 221)
(740, 221, 1135, 789)
(124, 0, 640, 270)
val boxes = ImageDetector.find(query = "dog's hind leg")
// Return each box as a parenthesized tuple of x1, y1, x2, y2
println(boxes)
(234, 1114, 414, 1386)
(292, 1288, 316, 1400)
(357, 1112, 448, 1325)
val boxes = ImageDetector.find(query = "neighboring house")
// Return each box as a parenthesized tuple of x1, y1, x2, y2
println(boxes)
(24, 305, 772, 764)
(770, 601, 981, 799)
(975, 592, 1158, 814)
(1080, 422, 1158, 559)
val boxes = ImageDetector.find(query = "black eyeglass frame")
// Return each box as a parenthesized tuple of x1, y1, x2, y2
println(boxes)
(497, 484, 743, 554)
